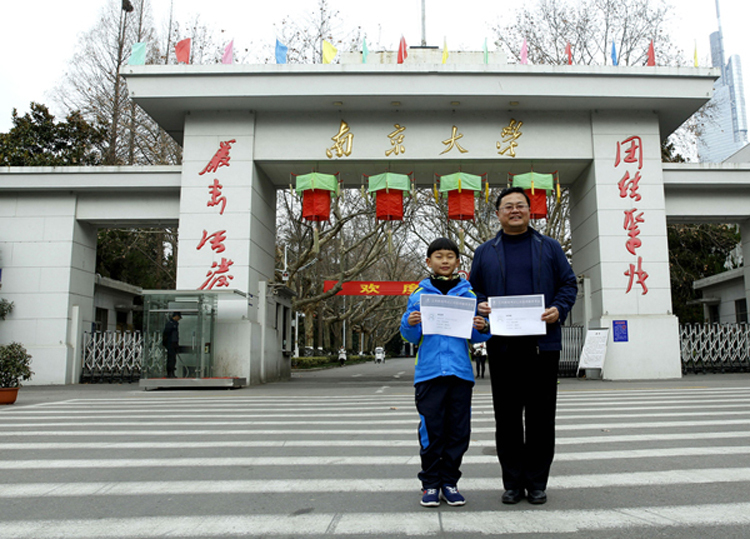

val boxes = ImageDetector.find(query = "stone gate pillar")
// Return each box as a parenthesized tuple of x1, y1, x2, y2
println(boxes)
(570, 111, 682, 379)
(177, 111, 279, 383)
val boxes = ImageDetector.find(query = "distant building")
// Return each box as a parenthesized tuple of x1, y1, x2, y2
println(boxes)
(697, 33, 749, 162)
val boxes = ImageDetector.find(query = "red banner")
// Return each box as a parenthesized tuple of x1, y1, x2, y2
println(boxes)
(324, 280, 419, 296)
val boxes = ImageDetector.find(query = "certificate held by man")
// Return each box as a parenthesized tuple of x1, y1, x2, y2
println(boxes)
(488, 294, 546, 336)
(420, 294, 477, 339)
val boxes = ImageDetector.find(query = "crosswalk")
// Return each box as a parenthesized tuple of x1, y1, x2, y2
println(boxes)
(2, 382, 750, 538)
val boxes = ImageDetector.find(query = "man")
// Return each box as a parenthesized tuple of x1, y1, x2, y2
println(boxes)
(469, 187, 577, 506)
(162, 312, 182, 378)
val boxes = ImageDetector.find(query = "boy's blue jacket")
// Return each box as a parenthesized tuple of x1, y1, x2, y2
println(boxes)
(469, 227, 578, 351)
(400, 277, 491, 386)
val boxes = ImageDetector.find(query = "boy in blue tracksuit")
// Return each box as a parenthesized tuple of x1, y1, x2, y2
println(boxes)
(400, 237, 491, 507)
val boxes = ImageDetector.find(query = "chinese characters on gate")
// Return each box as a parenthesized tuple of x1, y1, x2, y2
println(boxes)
(615, 136, 649, 295)
(324, 119, 524, 159)
(196, 140, 236, 290)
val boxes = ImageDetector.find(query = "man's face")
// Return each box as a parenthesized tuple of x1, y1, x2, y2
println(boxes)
(496, 192, 530, 235)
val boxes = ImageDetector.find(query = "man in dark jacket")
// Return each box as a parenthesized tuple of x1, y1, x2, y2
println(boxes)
(162, 312, 181, 378)
(469, 187, 577, 506)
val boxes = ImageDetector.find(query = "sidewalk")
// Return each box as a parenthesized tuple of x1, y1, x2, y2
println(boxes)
(7, 358, 750, 408)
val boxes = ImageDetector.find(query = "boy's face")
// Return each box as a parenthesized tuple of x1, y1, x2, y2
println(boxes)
(426, 249, 460, 277)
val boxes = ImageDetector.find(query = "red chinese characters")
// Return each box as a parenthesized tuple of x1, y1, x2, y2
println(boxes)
(207, 179, 227, 215)
(196, 140, 236, 289)
(615, 135, 648, 294)
(199, 140, 236, 175)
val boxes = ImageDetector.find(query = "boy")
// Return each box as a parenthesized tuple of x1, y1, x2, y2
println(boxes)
(400, 237, 490, 507)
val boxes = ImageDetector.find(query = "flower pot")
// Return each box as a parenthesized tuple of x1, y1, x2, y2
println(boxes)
(0, 387, 19, 405)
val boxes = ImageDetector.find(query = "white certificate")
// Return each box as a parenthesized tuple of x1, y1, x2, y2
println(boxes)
(420, 295, 477, 339)
(488, 295, 546, 336)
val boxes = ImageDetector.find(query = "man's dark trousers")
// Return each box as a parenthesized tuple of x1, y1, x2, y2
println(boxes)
(488, 337, 560, 492)
(415, 375, 473, 489)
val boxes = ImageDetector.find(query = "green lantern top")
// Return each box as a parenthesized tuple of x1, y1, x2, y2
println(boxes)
(438, 172, 483, 193)
(511, 171, 555, 191)
(367, 172, 411, 193)
(295, 172, 339, 196)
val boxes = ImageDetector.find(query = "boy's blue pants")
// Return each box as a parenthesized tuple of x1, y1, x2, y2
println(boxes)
(415, 375, 473, 489)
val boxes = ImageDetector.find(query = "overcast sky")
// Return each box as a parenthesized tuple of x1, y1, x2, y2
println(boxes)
(1, 0, 748, 133)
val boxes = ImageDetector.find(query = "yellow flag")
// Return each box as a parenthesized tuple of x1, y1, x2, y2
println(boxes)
(323, 40, 338, 64)
(442, 37, 449, 64)
(694, 41, 698, 67)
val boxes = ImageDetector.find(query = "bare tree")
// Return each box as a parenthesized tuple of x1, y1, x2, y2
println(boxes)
(494, 0, 684, 66)
(53, 0, 181, 166)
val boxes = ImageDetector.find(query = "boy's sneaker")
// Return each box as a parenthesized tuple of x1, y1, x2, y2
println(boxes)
(420, 488, 440, 507)
(441, 484, 466, 506)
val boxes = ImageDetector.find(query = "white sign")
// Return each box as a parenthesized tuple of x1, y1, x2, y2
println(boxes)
(578, 328, 610, 371)
(420, 294, 477, 340)
(488, 294, 546, 336)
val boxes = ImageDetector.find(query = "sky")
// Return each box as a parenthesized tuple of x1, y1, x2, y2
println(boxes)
(1, 0, 749, 133)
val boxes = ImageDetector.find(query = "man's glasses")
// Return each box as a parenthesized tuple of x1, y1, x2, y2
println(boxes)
(499, 203, 529, 213)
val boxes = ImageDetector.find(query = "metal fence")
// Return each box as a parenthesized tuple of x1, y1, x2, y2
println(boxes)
(78, 324, 749, 382)
(560, 325, 585, 377)
(80, 331, 143, 383)
(680, 323, 750, 374)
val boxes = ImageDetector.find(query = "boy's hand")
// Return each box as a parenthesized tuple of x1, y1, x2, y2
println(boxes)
(473, 316, 487, 331)
(407, 311, 422, 326)
(477, 301, 491, 315)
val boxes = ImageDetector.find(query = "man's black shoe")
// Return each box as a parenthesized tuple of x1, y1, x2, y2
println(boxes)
(501, 489, 523, 504)
(527, 490, 547, 504)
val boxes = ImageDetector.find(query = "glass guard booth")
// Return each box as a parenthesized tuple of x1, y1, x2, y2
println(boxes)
(142, 291, 224, 379)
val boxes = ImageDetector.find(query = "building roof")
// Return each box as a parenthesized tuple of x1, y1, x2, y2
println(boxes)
(122, 64, 719, 145)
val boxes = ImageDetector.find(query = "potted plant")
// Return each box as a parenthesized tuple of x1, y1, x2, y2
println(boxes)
(0, 342, 34, 404)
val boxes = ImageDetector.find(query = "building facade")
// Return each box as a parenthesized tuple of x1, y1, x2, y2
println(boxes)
(2, 62, 750, 384)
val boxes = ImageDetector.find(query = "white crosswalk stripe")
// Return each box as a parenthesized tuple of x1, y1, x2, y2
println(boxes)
(2, 380, 750, 538)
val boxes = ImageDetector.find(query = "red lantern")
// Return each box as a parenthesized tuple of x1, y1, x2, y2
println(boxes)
(376, 190, 404, 221)
(302, 189, 331, 222)
(525, 189, 548, 219)
(448, 190, 475, 221)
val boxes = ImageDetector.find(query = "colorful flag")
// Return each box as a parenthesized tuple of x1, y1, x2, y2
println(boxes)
(362, 38, 369, 64)
(322, 40, 338, 64)
(128, 42, 146, 65)
(483, 38, 489, 65)
(397, 36, 408, 64)
(694, 41, 698, 67)
(647, 40, 655, 66)
(442, 37, 449, 64)
(565, 42, 572, 65)
(175, 38, 191, 64)
(275, 39, 288, 64)
(222, 40, 233, 65)
(520, 38, 528, 64)
(611, 40, 618, 66)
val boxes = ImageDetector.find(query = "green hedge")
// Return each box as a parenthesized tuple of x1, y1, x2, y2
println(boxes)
(292, 355, 374, 370)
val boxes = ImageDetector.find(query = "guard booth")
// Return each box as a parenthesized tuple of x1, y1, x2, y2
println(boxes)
(139, 290, 247, 389)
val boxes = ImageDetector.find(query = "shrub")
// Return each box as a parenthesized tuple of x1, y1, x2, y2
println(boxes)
(0, 342, 34, 388)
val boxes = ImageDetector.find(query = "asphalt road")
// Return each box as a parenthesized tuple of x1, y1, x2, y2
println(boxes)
(2, 357, 750, 538)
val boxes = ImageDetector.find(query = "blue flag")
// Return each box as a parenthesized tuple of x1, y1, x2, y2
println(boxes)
(128, 42, 146, 65)
(611, 40, 618, 66)
(275, 39, 288, 64)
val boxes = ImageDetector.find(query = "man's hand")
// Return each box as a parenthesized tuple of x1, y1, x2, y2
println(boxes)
(477, 301, 491, 316)
(541, 306, 559, 324)
(407, 311, 422, 326)
(473, 316, 487, 331)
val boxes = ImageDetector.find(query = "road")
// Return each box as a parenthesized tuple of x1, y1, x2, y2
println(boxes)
(2, 357, 750, 538)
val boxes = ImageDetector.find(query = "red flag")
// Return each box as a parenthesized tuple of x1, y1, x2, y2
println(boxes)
(565, 42, 572, 65)
(647, 40, 655, 66)
(175, 38, 191, 64)
(397, 36, 408, 64)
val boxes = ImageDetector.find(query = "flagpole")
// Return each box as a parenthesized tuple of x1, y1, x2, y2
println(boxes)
(421, 0, 426, 46)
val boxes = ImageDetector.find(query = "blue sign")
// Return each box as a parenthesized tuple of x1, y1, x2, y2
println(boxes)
(613, 320, 628, 342)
